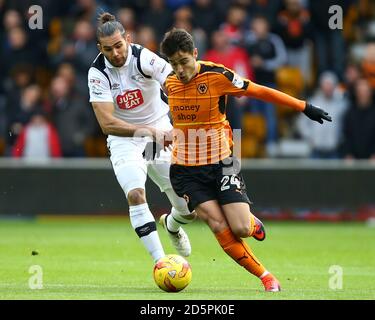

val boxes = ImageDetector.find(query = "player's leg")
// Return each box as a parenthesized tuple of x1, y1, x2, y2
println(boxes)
(216, 161, 280, 291)
(195, 200, 280, 291)
(147, 157, 197, 227)
(163, 190, 197, 231)
(170, 162, 280, 291)
(108, 136, 165, 262)
(147, 160, 195, 257)
(195, 201, 278, 289)
(216, 161, 265, 241)
(221, 203, 266, 240)
(115, 167, 165, 262)
(193, 200, 228, 233)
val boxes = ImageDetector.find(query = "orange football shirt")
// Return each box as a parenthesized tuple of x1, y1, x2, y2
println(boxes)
(165, 61, 305, 166)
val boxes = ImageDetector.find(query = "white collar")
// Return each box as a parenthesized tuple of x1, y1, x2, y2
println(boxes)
(104, 44, 132, 69)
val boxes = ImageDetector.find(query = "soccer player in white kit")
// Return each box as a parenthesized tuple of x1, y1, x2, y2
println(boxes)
(88, 12, 195, 263)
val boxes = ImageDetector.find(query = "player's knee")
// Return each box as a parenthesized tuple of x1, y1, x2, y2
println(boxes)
(127, 189, 146, 205)
(165, 188, 190, 214)
(173, 202, 190, 216)
(231, 224, 250, 238)
(208, 217, 228, 234)
(184, 211, 197, 220)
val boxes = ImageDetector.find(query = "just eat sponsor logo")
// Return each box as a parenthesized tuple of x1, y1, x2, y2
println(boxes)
(116, 89, 144, 110)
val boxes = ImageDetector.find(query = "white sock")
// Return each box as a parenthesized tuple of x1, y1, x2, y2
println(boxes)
(259, 271, 270, 279)
(166, 207, 192, 233)
(164, 189, 195, 233)
(129, 203, 165, 262)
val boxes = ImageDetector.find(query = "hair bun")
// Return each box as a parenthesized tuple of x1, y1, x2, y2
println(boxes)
(99, 12, 116, 25)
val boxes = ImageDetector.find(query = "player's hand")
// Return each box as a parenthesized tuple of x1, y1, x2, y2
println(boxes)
(161, 129, 173, 149)
(142, 130, 173, 160)
(303, 103, 332, 124)
(142, 141, 163, 161)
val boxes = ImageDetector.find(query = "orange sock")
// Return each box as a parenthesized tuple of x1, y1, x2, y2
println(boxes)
(215, 228, 266, 278)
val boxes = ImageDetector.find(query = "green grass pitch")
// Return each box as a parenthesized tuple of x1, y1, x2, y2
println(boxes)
(0, 217, 374, 300)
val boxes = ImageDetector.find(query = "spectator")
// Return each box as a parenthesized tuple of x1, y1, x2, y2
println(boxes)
(2, 9, 47, 72)
(191, 0, 219, 39)
(12, 112, 62, 159)
(70, 0, 109, 26)
(56, 62, 87, 98)
(275, 0, 313, 86)
(342, 78, 375, 159)
(220, 4, 247, 46)
(361, 42, 375, 90)
(244, 15, 287, 85)
(297, 71, 348, 158)
(343, 62, 362, 103)
(248, 0, 282, 28)
(2, 26, 38, 79)
(3, 63, 34, 101)
(136, 25, 158, 52)
(173, 6, 207, 57)
(204, 30, 254, 80)
(173, 5, 193, 27)
(243, 15, 287, 152)
(141, 0, 173, 43)
(49, 76, 95, 157)
(166, 0, 193, 10)
(2, 64, 34, 146)
(2, 9, 23, 31)
(117, 7, 137, 40)
(203, 29, 254, 129)
(23, 3, 50, 64)
(309, 0, 346, 80)
(6, 84, 43, 149)
(54, 19, 98, 84)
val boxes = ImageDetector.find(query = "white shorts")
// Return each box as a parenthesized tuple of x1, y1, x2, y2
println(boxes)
(107, 116, 173, 197)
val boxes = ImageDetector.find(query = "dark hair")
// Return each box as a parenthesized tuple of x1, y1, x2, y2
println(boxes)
(160, 28, 194, 57)
(96, 12, 125, 42)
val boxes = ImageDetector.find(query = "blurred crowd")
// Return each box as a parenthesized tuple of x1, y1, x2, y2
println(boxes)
(0, 0, 374, 160)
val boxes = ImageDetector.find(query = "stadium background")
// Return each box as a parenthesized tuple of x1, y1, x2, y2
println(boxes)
(0, 0, 375, 302)
(0, 0, 374, 220)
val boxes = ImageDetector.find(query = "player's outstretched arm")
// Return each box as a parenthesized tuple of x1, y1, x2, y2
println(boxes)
(245, 82, 332, 124)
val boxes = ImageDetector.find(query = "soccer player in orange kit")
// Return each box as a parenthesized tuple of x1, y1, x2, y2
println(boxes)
(158, 28, 332, 292)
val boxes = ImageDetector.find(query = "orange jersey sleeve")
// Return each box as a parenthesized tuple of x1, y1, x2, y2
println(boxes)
(216, 67, 306, 111)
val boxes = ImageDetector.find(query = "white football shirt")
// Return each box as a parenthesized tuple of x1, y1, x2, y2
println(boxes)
(88, 44, 172, 125)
